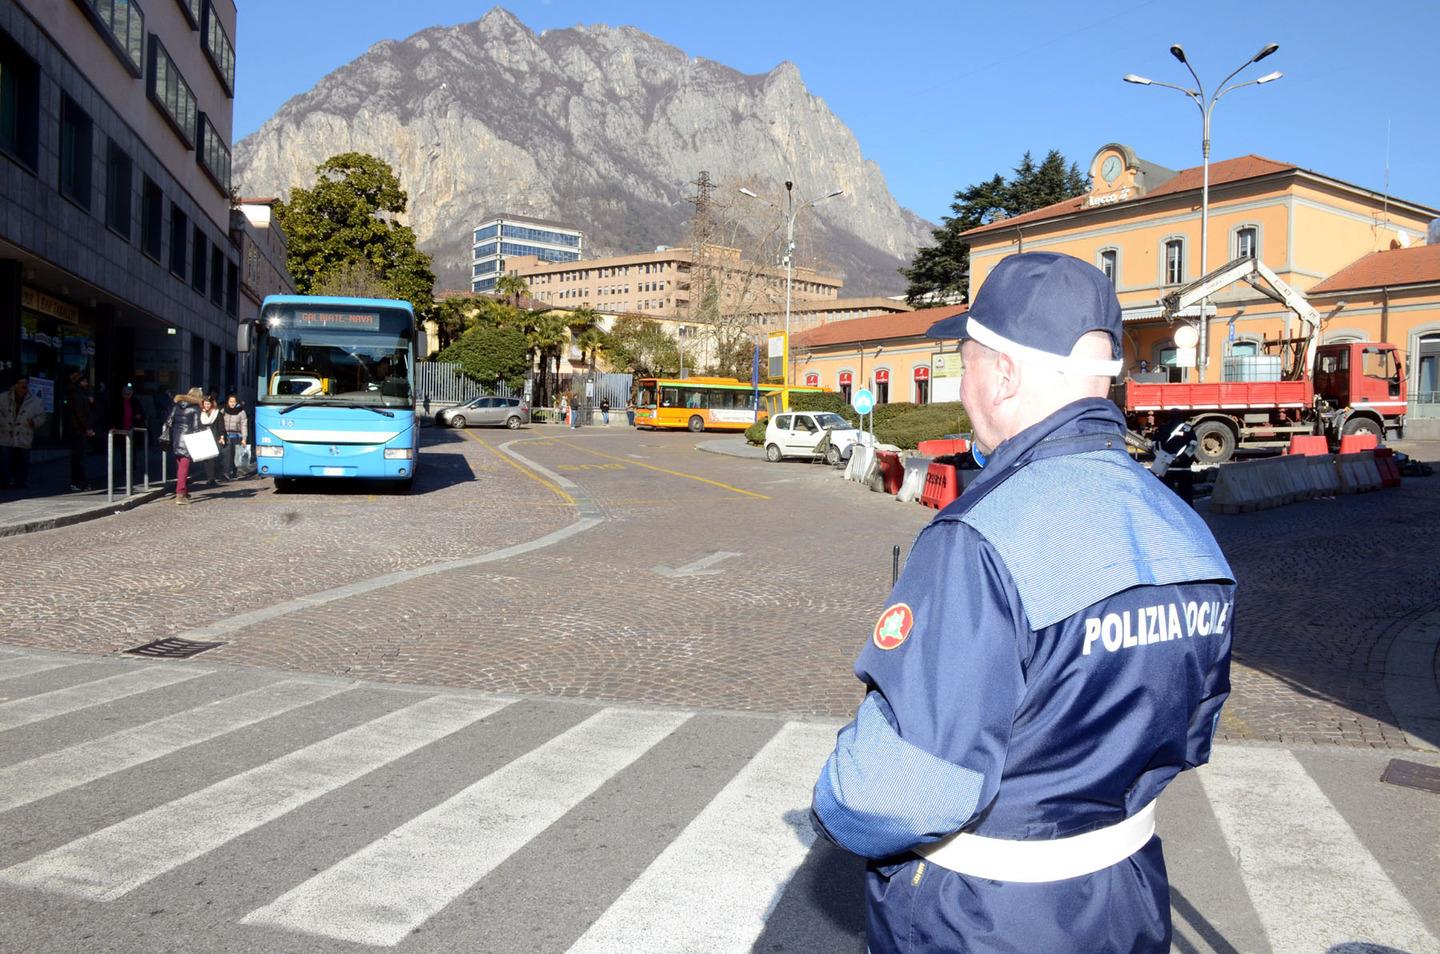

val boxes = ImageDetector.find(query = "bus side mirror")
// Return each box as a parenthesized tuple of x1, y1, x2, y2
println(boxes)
(236, 322, 254, 354)
(415, 330, 429, 356)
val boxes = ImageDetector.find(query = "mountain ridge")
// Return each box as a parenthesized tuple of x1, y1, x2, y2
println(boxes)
(235, 6, 932, 296)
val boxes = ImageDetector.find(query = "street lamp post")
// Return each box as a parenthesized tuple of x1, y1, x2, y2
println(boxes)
(739, 182, 844, 388)
(1125, 43, 1282, 383)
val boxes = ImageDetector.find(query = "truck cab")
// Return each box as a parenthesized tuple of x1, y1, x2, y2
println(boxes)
(1312, 343, 1406, 433)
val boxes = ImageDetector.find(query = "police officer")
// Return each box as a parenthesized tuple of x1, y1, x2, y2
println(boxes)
(812, 252, 1235, 953)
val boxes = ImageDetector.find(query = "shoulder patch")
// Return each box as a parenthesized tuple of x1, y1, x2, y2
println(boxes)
(873, 603, 914, 650)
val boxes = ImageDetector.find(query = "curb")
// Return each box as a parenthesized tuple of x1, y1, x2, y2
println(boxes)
(696, 438, 765, 460)
(1382, 605, 1440, 753)
(0, 487, 167, 538)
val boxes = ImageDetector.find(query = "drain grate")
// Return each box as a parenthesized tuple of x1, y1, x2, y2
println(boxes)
(1380, 759, 1440, 796)
(125, 638, 225, 659)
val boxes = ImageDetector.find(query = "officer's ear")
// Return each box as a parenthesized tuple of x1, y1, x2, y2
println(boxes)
(991, 350, 1022, 404)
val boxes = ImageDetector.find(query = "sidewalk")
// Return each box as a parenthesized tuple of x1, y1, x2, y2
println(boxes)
(0, 446, 168, 537)
(695, 437, 765, 460)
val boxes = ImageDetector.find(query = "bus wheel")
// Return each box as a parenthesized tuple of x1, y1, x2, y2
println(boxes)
(506, 415, 522, 429)
(765, 443, 783, 462)
(1193, 420, 1236, 465)
(449, 415, 467, 429)
(688, 415, 705, 432)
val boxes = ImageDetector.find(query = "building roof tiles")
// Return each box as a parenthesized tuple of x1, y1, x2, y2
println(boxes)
(1308, 244, 1440, 294)
(792, 304, 967, 348)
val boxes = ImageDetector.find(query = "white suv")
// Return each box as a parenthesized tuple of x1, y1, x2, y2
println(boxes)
(764, 412, 860, 464)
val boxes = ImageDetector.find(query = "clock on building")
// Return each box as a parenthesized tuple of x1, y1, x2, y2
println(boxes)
(1102, 155, 1122, 185)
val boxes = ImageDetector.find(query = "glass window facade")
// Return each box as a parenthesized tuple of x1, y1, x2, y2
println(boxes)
(197, 113, 230, 193)
(78, 0, 145, 76)
(148, 37, 196, 147)
(140, 176, 163, 259)
(106, 140, 132, 238)
(176, 0, 201, 28)
(474, 224, 499, 242)
(499, 224, 580, 247)
(0, 30, 40, 170)
(201, 1, 235, 94)
(191, 226, 207, 292)
(59, 95, 93, 210)
(169, 204, 187, 277)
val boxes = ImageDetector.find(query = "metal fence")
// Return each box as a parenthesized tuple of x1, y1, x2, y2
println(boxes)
(413, 362, 632, 414)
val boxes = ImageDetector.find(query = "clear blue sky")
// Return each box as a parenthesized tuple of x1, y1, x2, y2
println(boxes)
(233, 0, 1440, 226)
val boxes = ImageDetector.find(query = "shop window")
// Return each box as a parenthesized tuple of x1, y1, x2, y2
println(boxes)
(140, 177, 163, 260)
(0, 29, 40, 171)
(1164, 239, 1184, 285)
(76, 0, 145, 76)
(191, 226, 207, 292)
(105, 140, 133, 239)
(169, 204, 187, 277)
(59, 95, 93, 210)
(209, 245, 224, 305)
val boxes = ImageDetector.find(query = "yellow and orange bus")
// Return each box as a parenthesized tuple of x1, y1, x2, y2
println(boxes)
(632, 377, 829, 432)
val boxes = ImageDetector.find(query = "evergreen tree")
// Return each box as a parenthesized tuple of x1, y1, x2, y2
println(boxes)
(276, 152, 436, 312)
(903, 150, 1089, 304)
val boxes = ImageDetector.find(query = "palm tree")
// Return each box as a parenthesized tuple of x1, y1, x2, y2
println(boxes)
(528, 311, 570, 408)
(495, 274, 530, 308)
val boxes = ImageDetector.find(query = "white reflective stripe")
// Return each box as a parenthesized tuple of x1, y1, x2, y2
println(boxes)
(915, 801, 1155, 883)
(0, 657, 77, 681)
(967, 317, 1124, 378)
(0, 667, 208, 732)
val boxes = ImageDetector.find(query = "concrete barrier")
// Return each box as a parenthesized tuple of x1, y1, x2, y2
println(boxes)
(1336, 452, 1381, 493)
(1301, 454, 1340, 497)
(897, 457, 932, 503)
(1275, 455, 1314, 501)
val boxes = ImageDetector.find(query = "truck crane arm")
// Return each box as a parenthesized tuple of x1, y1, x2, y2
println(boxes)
(1160, 255, 1323, 381)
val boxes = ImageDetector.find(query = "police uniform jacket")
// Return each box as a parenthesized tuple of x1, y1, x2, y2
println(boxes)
(813, 397, 1235, 953)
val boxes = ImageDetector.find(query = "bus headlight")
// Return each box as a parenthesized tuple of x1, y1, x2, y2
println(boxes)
(384, 448, 414, 460)
(256, 445, 284, 458)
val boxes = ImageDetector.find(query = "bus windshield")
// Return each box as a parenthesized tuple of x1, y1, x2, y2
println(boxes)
(258, 304, 414, 409)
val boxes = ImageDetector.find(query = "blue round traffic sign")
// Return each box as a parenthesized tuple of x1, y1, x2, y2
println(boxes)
(852, 387, 875, 415)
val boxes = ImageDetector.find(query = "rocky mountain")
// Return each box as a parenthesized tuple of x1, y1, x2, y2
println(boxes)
(234, 7, 934, 297)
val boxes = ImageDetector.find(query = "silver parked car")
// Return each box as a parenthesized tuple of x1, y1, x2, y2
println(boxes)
(437, 396, 530, 429)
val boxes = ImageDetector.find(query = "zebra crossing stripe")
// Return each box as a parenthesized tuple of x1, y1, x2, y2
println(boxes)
(241, 707, 693, 947)
(567, 721, 837, 954)
(0, 666, 209, 732)
(0, 656, 78, 682)
(1198, 747, 1440, 953)
(0, 693, 509, 901)
(0, 680, 350, 815)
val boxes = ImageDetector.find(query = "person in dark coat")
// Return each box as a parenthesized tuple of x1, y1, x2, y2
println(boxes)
(197, 394, 225, 487)
(64, 371, 95, 491)
(165, 387, 205, 505)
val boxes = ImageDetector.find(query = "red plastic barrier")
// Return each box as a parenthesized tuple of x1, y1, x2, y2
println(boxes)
(874, 451, 904, 494)
(1373, 447, 1402, 488)
(1338, 433, 1379, 454)
(919, 463, 960, 510)
(1287, 435, 1329, 456)
(916, 438, 971, 459)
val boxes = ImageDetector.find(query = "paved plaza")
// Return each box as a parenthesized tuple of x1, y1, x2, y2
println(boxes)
(0, 425, 1436, 750)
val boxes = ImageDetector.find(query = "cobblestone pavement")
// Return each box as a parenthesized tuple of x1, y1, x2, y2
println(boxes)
(0, 425, 1435, 749)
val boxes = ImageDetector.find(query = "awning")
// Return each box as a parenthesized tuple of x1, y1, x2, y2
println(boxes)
(1122, 304, 1217, 324)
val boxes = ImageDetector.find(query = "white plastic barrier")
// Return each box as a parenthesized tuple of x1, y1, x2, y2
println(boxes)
(1336, 452, 1382, 493)
(897, 457, 932, 503)
(1302, 454, 1340, 497)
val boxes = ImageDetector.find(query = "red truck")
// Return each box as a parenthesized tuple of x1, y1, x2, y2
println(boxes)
(1116, 256, 1407, 464)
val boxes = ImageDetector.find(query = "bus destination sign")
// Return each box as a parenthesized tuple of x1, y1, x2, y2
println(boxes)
(293, 311, 381, 330)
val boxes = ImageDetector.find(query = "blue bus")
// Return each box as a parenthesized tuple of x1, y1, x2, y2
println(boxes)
(237, 295, 424, 488)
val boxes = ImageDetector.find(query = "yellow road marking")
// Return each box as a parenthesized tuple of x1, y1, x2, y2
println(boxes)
(555, 441, 769, 500)
(465, 431, 575, 506)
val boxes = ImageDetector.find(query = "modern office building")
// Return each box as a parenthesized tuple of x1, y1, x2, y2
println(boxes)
(470, 214, 582, 293)
(0, 0, 240, 444)
(230, 198, 296, 398)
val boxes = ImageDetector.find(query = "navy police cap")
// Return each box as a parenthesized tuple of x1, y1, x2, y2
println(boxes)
(927, 252, 1124, 377)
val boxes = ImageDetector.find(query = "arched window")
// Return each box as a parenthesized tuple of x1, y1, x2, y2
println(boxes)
(838, 370, 854, 404)
(1233, 225, 1259, 260)
(873, 368, 891, 405)
(1097, 247, 1119, 285)
(913, 365, 931, 405)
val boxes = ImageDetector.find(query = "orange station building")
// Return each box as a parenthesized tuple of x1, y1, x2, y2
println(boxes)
(961, 144, 1440, 434)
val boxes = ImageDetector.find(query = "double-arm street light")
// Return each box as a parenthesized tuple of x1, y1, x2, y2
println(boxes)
(1125, 43, 1282, 382)
(739, 181, 844, 386)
